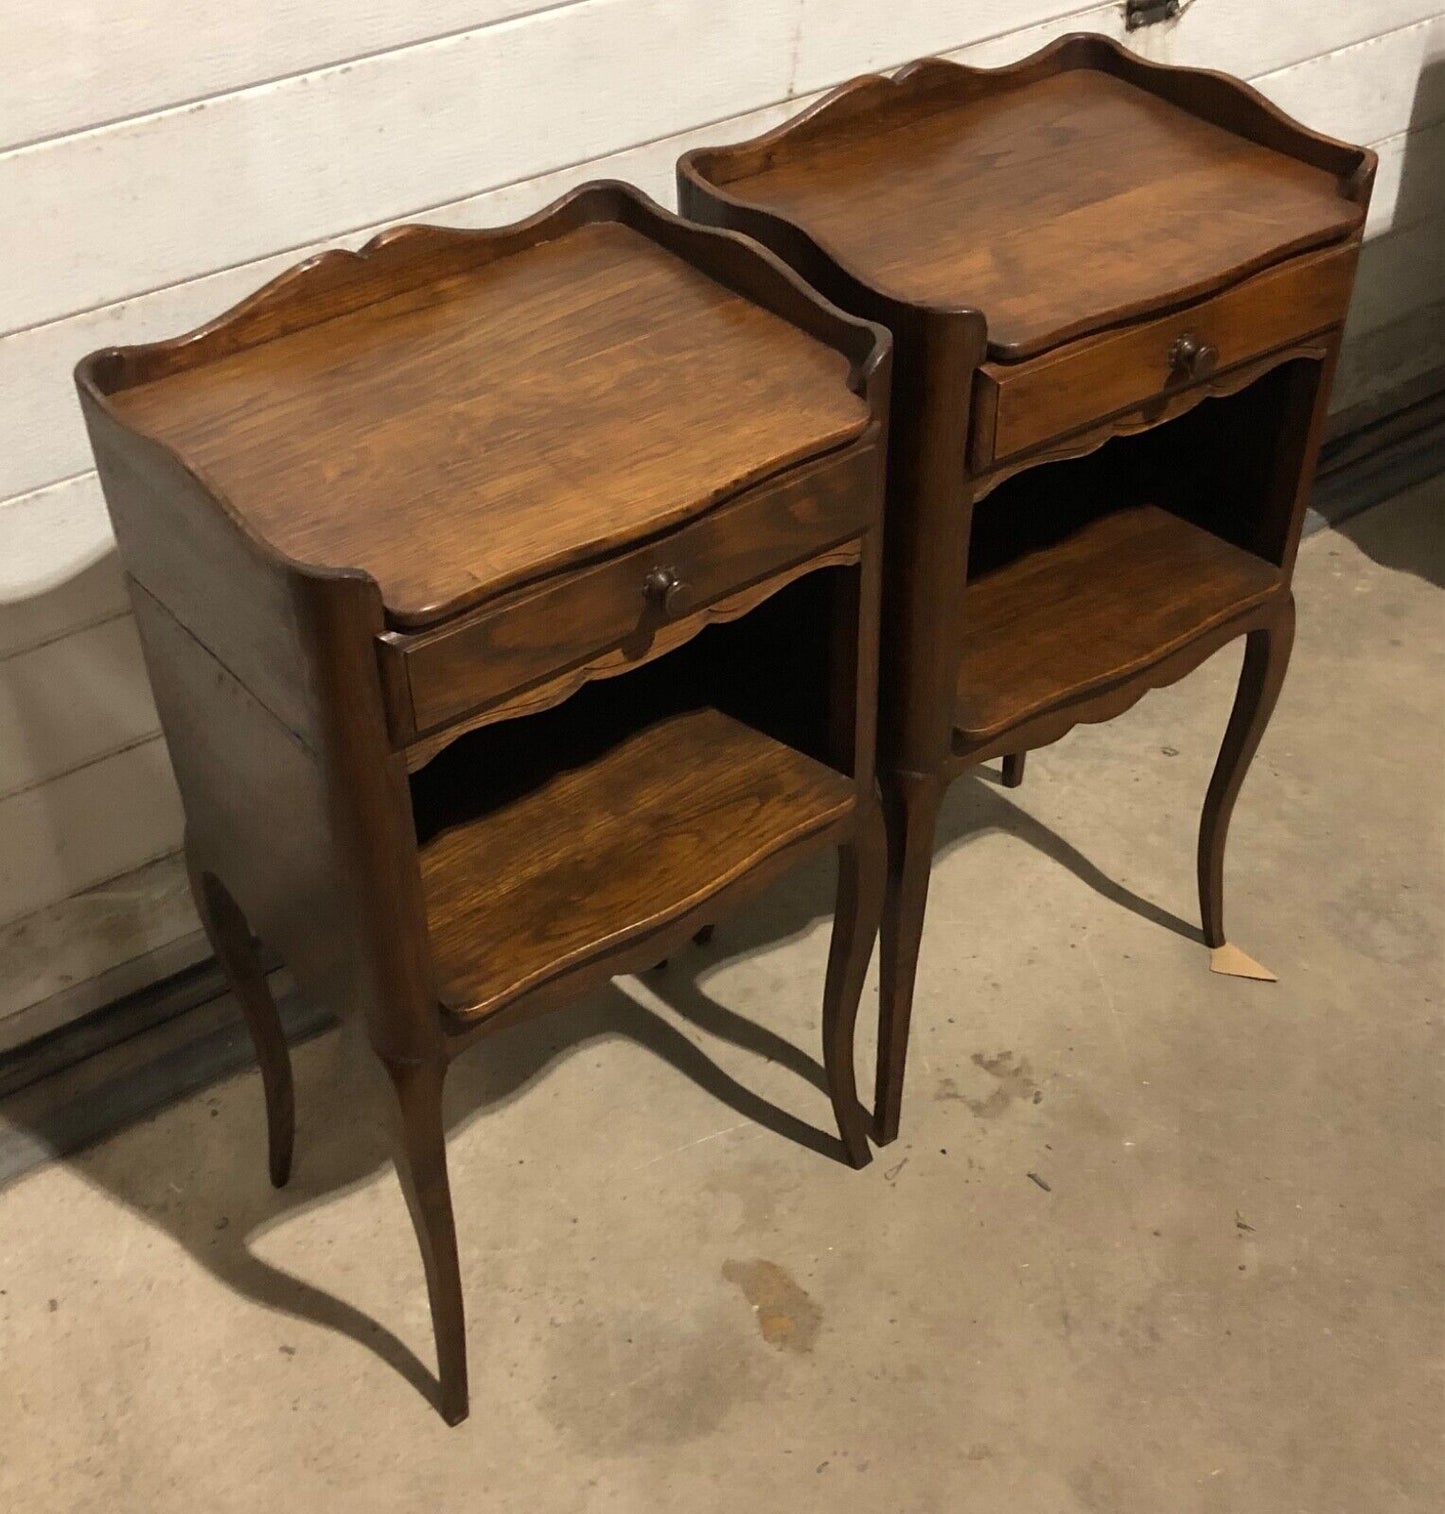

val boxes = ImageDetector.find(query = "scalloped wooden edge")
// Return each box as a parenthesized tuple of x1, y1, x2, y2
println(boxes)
(951, 590, 1288, 767)
(76, 181, 888, 398)
(73, 181, 891, 621)
(678, 31, 1377, 353)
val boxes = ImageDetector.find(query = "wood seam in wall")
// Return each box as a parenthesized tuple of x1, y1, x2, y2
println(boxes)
(0, 730, 164, 808)
(0, 606, 132, 666)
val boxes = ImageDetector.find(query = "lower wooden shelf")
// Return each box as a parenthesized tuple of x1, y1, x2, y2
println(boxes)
(955, 504, 1282, 743)
(418, 705, 855, 1021)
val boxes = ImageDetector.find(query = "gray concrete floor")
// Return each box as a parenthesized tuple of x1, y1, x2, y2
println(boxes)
(2, 482, 1441, 1513)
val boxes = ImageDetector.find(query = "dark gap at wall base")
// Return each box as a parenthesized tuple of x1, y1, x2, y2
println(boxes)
(1, 373, 1441, 1189)
(1, 957, 232, 1101)
(0, 960, 330, 1185)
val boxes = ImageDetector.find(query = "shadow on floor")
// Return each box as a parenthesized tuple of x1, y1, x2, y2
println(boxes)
(32, 764, 1203, 1411)
(1332, 471, 1445, 588)
(35, 485, 1445, 1409)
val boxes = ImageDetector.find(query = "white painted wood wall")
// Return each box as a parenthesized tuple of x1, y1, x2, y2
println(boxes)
(2, 1, 1442, 1048)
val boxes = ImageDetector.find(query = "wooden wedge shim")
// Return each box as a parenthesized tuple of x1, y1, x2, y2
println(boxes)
(1209, 943, 1277, 981)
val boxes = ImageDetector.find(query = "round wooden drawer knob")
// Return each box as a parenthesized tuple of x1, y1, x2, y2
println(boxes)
(642, 565, 691, 617)
(1168, 332, 1219, 380)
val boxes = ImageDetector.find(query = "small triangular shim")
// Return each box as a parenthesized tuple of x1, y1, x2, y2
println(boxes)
(1209, 943, 1277, 982)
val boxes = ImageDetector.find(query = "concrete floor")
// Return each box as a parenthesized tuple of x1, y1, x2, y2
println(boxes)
(2, 482, 1441, 1513)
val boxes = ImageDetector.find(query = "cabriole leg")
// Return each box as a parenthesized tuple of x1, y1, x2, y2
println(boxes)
(822, 800, 887, 1168)
(874, 770, 945, 1146)
(186, 847, 294, 1187)
(1198, 596, 1297, 948)
(382, 1055, 469, 1426)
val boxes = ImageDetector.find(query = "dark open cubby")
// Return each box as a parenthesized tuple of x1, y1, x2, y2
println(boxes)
(967, 358, 1324, 583)
(952, 363, 1317, 747)
(409, 565, 847, 846)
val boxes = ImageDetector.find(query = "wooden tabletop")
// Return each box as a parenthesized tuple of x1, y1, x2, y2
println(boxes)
(111, 219, 869, 627)
(712, 68, 1363, 359)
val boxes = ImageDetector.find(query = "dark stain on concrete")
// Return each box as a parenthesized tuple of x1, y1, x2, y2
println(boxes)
(938, 1052, 1039, 1118)
(722, 1259, 821, 1353)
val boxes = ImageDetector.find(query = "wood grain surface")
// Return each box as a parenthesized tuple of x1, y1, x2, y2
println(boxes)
(386, 445, 875, 741)
(417, 707, 857, 1021)
(954, 505, 1282, 741)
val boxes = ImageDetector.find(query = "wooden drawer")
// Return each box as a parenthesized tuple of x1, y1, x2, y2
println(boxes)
(379, 439, 879, 746)
(971, 241, 1360, 469)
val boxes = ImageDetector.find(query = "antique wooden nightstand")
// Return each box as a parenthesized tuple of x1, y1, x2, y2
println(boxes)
(679, 35, 1375, 1142)
(75, 184, 891, 1422)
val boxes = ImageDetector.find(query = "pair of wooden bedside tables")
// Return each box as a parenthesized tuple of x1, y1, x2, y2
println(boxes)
(77, 37, 1372, 1423)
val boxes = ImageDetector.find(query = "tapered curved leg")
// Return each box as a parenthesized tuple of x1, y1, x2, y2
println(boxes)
(1002, 752, 1027, 788)
(874, 770, 946, 1146)
(382, 1055, 468, 1426)
(1198, 596, 1296, 949)
(186, 848, 294, 1187)
(823, 800, 887, 1168)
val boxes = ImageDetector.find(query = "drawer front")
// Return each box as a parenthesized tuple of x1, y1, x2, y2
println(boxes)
(972, 241, 1359, 468)
(381, 439, 878, 742)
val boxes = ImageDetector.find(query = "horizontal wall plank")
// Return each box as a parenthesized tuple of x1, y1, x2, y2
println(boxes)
(1, 2, 561, 151)
(0, 737, 184, 926)
(794, 1, 1094, 93)
(0, 852, 199, 1041)
(808, 0, 1445, 96)
(0, 553, 127, 666)
(0, 0, 799, 336)
(1332, 300, 1445, 420)
(1344, 213, 1445, 343)
(1254, 16, 1445, 149)
(0, 615, 158, 802)
(1367, 123, 1445, 238)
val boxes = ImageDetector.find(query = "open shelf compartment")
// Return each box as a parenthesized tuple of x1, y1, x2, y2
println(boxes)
(417, 706, 853, 1021)
(956, 364, 1312, 746)
(955, 504, 1280, 742)
(408, 572, 858, 1023)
